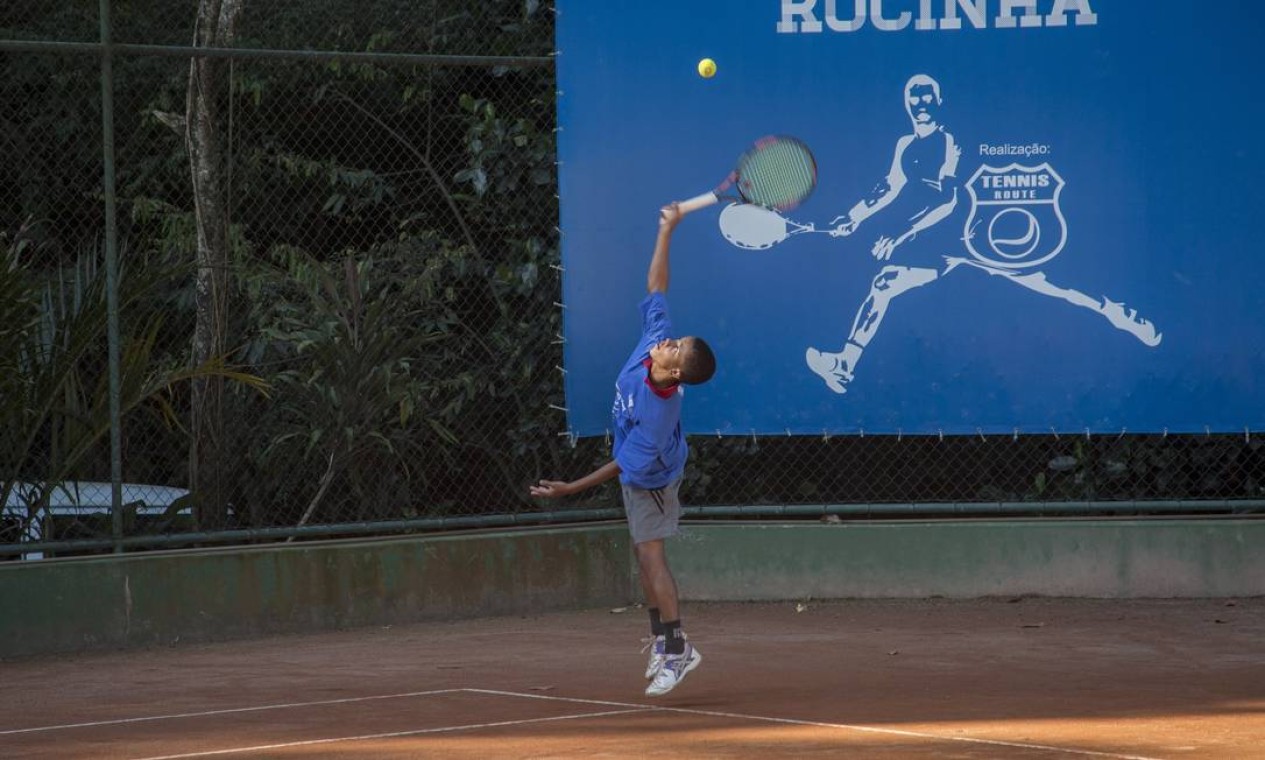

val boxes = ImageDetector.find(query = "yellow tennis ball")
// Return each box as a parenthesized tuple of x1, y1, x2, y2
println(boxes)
(697, 58, 717, 79)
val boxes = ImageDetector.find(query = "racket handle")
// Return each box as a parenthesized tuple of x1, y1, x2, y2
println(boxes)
(678, 192, 719, 215)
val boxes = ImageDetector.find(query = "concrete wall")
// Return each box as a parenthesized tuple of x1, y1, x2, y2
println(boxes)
(670, 519, 1265, 600)
(2, 518, 1261, 659)
(0, 524, 635, 659)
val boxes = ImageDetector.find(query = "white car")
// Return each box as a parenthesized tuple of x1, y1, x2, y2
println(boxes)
(1, 481, 190, 560)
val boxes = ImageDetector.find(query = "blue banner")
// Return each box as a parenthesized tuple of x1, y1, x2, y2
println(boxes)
(557, 1, 1265, 436)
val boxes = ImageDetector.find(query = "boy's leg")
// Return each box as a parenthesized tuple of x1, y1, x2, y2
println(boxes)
(638, 537, 701, 696)
(624, 480, 700, 692)
(623, 479, 684, 621)
(637, 539, 674, 679)
(635, 539, 679, 625)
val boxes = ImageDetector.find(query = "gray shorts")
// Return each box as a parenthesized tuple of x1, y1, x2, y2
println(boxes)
(621, 478, 682, 545)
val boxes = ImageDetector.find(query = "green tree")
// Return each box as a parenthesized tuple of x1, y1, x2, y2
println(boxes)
(0, 228, 265, 543)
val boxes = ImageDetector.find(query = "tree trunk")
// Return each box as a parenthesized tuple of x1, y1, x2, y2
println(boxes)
(186, 0, 243, 530)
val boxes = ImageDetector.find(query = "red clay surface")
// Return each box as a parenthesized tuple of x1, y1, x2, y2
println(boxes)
(2, 598, 1263, 759)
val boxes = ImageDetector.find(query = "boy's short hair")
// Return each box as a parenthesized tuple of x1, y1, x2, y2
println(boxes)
(680, 337, 716, 385)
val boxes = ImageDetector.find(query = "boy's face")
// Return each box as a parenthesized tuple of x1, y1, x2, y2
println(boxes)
(650, 337, 690, 380)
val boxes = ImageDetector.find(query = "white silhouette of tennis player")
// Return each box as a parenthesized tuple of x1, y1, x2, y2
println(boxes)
(805, 74, 1161, 395)
(805, 74, 960, 393)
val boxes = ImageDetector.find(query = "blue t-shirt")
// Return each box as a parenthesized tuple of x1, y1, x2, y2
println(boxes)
(611, 293, 687, 489)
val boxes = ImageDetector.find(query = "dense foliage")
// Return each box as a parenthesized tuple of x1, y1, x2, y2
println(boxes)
(1, 1, 613, 533)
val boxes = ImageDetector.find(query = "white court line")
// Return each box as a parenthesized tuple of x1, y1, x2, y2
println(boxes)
(127, 709, 646, 760)
(0, 689, 461, 735)
(468, 689, 1166, 760)
(8, 685, 1168, 760)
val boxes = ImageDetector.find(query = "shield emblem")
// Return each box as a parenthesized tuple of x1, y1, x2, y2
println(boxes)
(963, 163, 1067, 269)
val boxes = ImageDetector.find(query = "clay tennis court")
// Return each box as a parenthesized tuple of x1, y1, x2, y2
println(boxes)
(3, 598, 1262, 759)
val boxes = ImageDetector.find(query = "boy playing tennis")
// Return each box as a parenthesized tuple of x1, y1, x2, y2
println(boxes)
(531, 201, 716, 696)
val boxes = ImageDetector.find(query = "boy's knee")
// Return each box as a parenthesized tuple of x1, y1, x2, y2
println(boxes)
(635, 539, 666, 564)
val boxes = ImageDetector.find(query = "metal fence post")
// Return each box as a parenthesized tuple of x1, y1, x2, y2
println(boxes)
(98, 0, 124, 553)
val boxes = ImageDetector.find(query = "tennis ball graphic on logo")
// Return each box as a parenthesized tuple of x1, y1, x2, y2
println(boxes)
(697, 58, 717, 79)
(987, 208, 1041, 260)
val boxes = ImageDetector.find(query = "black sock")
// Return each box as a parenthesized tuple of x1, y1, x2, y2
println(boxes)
(648, 608, 664, 637)
(663, 620, 685, 655)
(647, 606, 667, 637)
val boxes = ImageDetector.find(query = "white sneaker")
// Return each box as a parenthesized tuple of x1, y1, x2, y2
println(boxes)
(645, 642, 702, 697)
(641, 635, 666, 680)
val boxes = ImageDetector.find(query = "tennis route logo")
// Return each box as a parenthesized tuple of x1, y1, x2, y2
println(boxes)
(964, 163, 1067, 269)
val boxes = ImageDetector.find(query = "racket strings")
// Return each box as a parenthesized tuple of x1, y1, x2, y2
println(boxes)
(741, 140, 816, 210)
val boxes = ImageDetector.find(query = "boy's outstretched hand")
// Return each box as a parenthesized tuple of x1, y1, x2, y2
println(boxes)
(530, 461, 620, 500)
(659, 202, 683, 231)
(530, 479, 574, 498)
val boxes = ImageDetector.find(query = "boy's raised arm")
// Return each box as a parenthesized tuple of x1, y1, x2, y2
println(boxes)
(648, 202, 682, 293)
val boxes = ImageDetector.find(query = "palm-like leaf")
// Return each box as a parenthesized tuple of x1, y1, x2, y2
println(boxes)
(0, 239, 267, 538)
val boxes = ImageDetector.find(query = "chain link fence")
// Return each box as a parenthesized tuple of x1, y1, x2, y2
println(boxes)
(3, 2, 1262, 559)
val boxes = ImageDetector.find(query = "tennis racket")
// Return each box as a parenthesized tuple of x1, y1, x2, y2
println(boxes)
(678, 135, 818, 215)
(718, 203, 827, 250)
